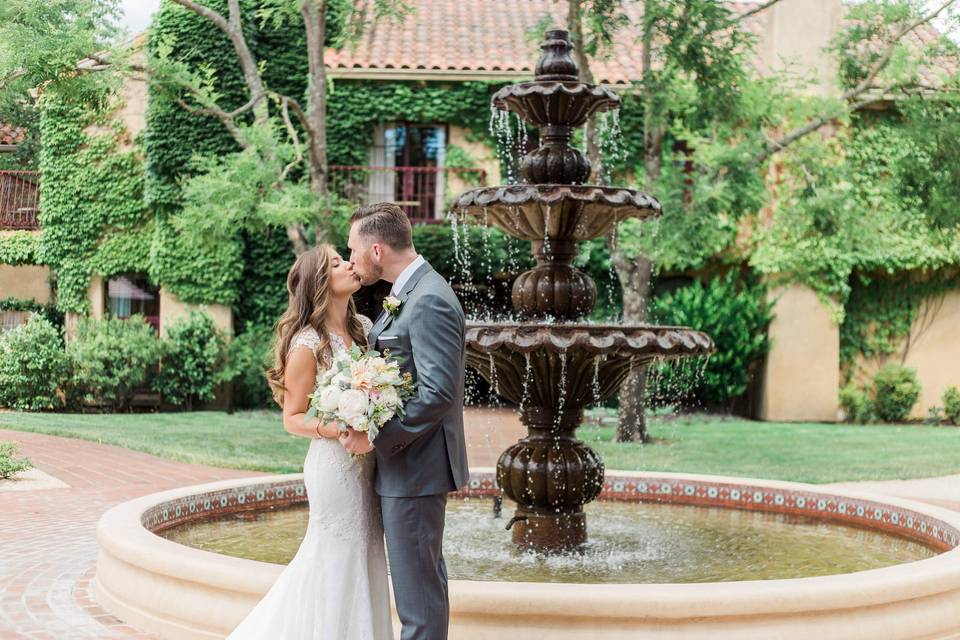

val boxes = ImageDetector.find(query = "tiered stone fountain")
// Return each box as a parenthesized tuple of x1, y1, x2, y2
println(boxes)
(455, 30, 714, 551)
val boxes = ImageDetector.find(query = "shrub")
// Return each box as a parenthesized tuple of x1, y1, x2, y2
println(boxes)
(0, 315, 68, 411)
(65, 316, 161, 410)
(943, 386, 960, 425)
(155, 312, 224, 409)
(0, 442, 33, 479)
(839, 384, 874, 423)
(222, 326, 274, 409)
(649, 271, 774, 406)
(925, 405, 945, 425)
(872, 363, 921, 423)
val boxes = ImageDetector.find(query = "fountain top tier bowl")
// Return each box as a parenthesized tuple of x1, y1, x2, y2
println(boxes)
(491, 29, 621, 128)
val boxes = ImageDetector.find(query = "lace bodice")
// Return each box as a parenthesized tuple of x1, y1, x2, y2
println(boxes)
(291, 315, 374, 356)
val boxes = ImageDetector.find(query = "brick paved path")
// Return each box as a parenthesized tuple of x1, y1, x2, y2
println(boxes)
(0, 408, 524, 639)
(0, 429, 266, 640)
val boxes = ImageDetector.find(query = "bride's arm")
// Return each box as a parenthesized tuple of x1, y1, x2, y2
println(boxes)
(282, 348, 341, 439)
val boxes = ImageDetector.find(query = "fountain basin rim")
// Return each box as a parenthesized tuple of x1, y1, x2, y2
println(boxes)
(96, 469, 960, 620)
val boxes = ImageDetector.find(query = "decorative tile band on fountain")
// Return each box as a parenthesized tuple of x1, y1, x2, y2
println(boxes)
(139, 471, 960, 552)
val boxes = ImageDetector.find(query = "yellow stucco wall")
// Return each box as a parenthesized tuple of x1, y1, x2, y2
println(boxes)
(761, 0, 842, 97)
(447, 125, 499, 197)
(0, 264, 51, 303)
(759, 284, 840, 422)
(851, 289, 960, 419)
(158, 288, 233, 338)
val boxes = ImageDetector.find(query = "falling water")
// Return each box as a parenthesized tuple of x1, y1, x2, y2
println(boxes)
(519, 352, 533, 413)
(448, 210, 460, 266)
(597, 111, 626, 185)
(488, 352, 500, 396)
(481, 207, 495, 316)
(590, 354, 604, 407)
(606, 219, 620, 320)
(554, 350, 569, 429)
(542, 204, 553, 255)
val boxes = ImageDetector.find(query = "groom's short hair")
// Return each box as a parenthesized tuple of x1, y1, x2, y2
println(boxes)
(350, 202, 414, 250)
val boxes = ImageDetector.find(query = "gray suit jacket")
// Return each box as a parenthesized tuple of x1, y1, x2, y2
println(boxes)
(368, 261, 470, 497)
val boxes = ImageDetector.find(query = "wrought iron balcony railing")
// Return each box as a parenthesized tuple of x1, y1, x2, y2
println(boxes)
(0, 170, 39, 230)
(328, 165, 487, 223)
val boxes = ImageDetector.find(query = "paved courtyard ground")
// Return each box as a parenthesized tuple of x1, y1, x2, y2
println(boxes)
(0, 408, 523, 639)
(0, 408, 956, 639)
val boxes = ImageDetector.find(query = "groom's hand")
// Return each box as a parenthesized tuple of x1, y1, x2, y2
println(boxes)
(338, 427, 374, 455)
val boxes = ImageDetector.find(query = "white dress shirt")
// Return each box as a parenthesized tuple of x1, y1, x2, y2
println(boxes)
(390, 255, 425, 296)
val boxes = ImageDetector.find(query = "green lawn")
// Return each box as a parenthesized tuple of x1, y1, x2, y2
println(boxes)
(1, 410, 959, 483)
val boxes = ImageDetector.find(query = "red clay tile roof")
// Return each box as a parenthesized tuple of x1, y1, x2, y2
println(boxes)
(325, 1, 769, 83)
(0, 122, 26, 146)
(325, 0, 951, 85)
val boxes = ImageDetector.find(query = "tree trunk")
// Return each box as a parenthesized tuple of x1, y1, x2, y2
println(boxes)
(302, 0, 329, 196)
(568, 0, 602, 179)
(610, 7, 660, 443)
(614, 253, 653, 442)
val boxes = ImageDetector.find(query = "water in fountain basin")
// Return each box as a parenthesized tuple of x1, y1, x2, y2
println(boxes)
(162, 498, 938, 584)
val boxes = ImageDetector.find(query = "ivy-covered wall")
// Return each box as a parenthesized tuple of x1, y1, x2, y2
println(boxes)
(0, 231, 39, 265)
(141, 0, 520, 331)
(37, 87, 151, 313)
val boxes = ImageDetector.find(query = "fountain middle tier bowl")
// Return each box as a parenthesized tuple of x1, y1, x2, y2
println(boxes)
(455, 184, 660, 242)
(492, 80, 620, 128)
(464, 322, 713, 407)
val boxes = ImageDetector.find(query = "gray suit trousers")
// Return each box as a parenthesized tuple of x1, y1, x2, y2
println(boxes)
(381, 493, 449, 640)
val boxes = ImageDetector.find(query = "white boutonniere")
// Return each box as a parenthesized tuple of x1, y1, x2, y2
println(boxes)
(383, 295, 402, 316)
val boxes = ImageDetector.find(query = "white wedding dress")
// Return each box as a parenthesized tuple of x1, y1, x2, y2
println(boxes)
(227, 319, 394, 640)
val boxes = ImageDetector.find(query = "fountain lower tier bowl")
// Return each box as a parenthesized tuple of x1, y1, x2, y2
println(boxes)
(492, 81, 620, 128)
(455, 184, 660, 242)
(465, 322, 713, 408)
(94, 470, 960, 640)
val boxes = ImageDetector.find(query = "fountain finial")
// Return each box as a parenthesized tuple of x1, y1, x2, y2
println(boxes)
(534, 30, 579, 81)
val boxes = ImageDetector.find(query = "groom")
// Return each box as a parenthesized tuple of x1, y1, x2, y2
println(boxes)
(341, 202, 469, 640)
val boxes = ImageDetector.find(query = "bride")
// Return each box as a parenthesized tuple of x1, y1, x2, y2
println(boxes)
(227, 245, 394, 639)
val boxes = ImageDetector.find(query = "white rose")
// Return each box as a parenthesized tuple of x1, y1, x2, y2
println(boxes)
(318, 385, 342, 412)
(346, 412, 369, 431)
(378, 386, 399, 408)
(332, 371, 351, 388)
(338, 389, 369, 426)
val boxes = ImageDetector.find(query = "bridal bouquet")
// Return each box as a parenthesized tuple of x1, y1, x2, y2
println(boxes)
(307, 344, 414, 444)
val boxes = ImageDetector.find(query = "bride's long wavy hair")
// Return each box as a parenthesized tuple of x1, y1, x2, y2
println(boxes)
(267, 244, 367, 406)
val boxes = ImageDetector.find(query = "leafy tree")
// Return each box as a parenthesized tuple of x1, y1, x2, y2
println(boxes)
(563, 0, 960, 441)
(150, 0, 409, 254)
(0, 0, 123, 168)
